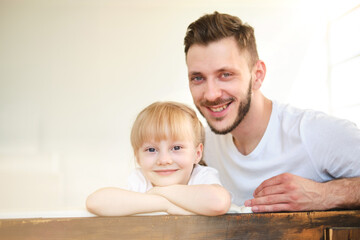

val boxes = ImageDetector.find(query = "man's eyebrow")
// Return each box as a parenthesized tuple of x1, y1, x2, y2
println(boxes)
(189, 67, 235, 76)
(217, 67, 233, 72)
(188, 71, 202, 76)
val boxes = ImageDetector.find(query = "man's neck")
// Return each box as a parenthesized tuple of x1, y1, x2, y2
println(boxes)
(231, 93, 272, 156)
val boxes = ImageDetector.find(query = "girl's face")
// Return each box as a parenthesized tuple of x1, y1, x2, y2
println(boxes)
(136, 138, 203, 187)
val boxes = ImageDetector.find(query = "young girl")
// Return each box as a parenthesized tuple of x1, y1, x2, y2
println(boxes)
(86, 101, 231, 216)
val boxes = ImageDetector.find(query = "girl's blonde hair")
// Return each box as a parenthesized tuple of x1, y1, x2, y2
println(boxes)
(130, 101, 205, 157)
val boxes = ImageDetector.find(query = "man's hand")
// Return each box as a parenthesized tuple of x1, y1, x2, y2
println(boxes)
(244, 173, 327, 212)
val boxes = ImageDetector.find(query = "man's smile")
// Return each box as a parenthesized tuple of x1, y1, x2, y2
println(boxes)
(208, 102, 232, 113)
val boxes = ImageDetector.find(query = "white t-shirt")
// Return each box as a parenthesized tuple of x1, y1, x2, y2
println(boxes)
(204, 101, 360, 206)
(127, 164, 222, 193)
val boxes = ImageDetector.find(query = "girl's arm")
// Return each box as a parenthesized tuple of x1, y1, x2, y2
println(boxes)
(86, 187, 194, 216)
(147, 184, 231, 216)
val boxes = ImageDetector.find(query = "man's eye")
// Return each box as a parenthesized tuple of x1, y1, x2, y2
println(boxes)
(173, 146, 182, 151)
(191, 76, 204, 82)
(222, 72, 231, 78)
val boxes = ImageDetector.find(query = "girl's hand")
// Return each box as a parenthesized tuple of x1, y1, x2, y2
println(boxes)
(148, 187, 195, 215)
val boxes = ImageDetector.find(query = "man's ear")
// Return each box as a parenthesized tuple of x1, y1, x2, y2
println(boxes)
(252, 60, 266, 91)
(194, 143, 204, 164)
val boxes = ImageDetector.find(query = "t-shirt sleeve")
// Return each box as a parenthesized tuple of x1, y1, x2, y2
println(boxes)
(126, 168, 149, 193)
(189, 165, 223, 185)
(301, 111, 360, 178)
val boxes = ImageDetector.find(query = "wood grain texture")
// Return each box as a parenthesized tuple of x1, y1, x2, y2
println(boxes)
(0, 210, 359, 240)
(325, 227, 360, 240)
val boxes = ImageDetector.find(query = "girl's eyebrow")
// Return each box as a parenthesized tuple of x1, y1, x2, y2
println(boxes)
(141, 142, 154, 147)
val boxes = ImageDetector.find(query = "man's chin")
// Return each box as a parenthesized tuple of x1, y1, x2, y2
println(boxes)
(208, 122, 233, 135)
(207, 115, 244, 135)
(198, 108, 238, 134)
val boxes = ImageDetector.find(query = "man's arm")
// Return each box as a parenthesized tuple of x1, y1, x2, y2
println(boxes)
(148, 184, 231, 216)
(244, 173, 360, 212)
(86, 187, 194, 216)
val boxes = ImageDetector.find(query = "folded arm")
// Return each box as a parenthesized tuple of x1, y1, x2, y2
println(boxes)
(148, 184, 231, 216)
(86, 187, 194, 216)
(244, 173, 360, 212)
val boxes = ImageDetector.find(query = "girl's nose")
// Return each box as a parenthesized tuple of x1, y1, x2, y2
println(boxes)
(157, 151, 173, 165)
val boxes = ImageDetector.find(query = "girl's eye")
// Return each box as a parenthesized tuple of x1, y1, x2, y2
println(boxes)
(173, 146, 182, 151)
(147, 148, 156, 152)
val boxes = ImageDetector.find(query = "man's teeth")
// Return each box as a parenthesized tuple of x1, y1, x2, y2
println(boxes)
(210, 104, 228, 112)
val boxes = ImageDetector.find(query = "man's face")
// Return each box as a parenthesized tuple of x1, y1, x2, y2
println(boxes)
(186, 37, 253, 134)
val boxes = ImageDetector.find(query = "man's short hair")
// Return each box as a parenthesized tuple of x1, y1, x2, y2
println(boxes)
(184, 11, 259, 67)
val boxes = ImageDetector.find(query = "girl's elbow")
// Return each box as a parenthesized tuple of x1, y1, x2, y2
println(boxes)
(86, 187, 115, 215)
(86, 195, 99, 215)
(216, 194, 231, 215)
(86, 192, 109, 216)
(208, 189, 231, 216)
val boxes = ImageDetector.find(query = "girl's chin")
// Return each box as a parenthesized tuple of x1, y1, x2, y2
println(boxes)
(152, 180, 186, 187)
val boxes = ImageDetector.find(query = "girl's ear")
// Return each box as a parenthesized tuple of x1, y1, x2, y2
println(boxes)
(194, 143, 203, 164)
(134, 151, 140, 166)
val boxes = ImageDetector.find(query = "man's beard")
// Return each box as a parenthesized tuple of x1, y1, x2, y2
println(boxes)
(198, 80, 252, 135)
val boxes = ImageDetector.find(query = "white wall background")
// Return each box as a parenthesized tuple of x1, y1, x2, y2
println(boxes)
(0, 0, 359, 213)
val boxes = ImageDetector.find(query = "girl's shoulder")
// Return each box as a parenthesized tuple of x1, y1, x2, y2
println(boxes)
(189, 164, 222, 185)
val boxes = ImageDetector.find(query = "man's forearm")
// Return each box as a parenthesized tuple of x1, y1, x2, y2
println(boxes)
(245, 173, 360, 212)
(324, 177, 360, 209)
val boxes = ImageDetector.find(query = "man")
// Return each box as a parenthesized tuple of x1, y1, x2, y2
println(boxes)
(184, 11, 360, 212)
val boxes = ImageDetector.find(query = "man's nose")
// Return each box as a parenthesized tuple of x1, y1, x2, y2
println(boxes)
(204, 79, 222, 102)
(157, 151, 173, 165)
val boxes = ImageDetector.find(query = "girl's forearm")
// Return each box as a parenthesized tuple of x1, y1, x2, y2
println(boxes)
(148, 184, 231, 216)
(86, 187, 170, 216)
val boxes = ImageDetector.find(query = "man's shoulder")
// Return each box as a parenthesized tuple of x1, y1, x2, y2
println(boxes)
(274, 101, 358, 137)
(274, 101, 309, 119)
(274, 101, 332, 126)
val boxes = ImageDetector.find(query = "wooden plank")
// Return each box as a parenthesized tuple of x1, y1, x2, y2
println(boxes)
(0, 210, 359, 240)
(325, 227, 360, 240)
